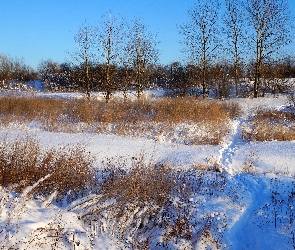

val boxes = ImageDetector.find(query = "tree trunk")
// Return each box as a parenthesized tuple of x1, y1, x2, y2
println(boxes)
(85, 53, 91, 101)
(202, 42, 207, 99)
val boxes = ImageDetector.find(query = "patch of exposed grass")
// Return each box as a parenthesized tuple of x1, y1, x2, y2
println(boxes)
(0, 134, 95, 197)
(243, 109, 295, 141)
(0, 95, 240, 144)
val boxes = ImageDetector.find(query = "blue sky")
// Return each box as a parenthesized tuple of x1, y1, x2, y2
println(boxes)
(0, 0, 294, 70)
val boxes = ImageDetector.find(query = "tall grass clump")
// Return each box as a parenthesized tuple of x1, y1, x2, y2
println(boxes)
(243, 109, 295, 141)
(101, 155, 174, 208)
(0, 134, 95, 198)
(80, 155, 175, 241)
(78, 156, 229, 248)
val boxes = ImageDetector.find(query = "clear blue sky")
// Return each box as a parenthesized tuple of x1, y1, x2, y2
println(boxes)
(0, 0, 294, 70)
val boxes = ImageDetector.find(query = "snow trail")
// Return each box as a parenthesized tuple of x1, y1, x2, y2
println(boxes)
(219, 118, 247, 175)
(228, 175, 294, 250)
(228, 175, 267, 247)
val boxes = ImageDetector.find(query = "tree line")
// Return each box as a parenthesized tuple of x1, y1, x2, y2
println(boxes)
(0, 0, 294, 99)
(0, 54, 37, 89)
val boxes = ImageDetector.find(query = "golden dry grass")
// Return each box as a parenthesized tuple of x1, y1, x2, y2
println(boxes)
(0, 95, 240, 144)
(101, 155, 174, 208)
(0, 134, 94, 195)
(244, 109, 295, 141)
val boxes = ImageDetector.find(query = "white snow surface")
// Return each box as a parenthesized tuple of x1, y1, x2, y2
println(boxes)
(1, 91, 295, 249)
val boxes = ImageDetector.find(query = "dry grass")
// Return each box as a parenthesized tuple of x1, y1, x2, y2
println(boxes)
(0, 95, 240, 144)
(80, 156, 228, 247)
(101, 155, 174, 208)
(240, 151, 258, 174)
(243, 109, 295, 141)
(80, 155, 176, 241)
(191, 159, 222, 172)
(0, 134, 95, 196)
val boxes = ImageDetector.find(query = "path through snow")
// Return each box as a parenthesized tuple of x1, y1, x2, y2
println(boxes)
(218, 118, 247, 175)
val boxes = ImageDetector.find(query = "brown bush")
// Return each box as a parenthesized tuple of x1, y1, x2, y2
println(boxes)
(80, 155, 176, 241)
(244, 109, 295, 141)
(0, 134, 95, 195)
(101, 155, 174, 208)
(0, 134, 40, 188)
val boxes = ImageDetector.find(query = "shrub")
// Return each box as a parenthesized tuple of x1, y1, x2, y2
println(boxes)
(0, 134, 95, 197)
(243, 109, 295, 141)
(80, 155, 175, 242)
(101, 155, 174, 208)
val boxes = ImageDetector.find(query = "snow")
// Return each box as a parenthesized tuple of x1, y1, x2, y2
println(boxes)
(230, 141, 295, 175)
(1, 90, 295, 249)
(0, 128, 219, 170)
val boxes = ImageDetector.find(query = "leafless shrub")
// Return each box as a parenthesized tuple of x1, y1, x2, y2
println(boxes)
(38, 144, 95, 199)
(192, 159, 222, 172)
(101, 156, 173, 208)
(131, 235, 152, 250)
(196, 227, 221, 250)
(163, 201, 192, 244)
(241, 151, 258, 174)
(78, 155, 230, 248)
(79, 155, 177, 244)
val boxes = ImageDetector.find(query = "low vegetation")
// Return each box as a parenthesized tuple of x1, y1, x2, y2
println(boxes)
(77, 155, 229, 248)
(0, 134, 94, 197)
(0, 135, 295, 248)
(0, 136, 228, 248)
(0, 95, 240, 145)
(243, 109, 295, 141)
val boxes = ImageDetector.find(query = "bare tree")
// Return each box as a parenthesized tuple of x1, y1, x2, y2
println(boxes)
(166, 62, 190, 97)
(38, 60, 77, 91)
(72, 22, 95, 99)
(118, 32, 136, 100)
(0, 54, 12, 88)
(38, 60, 60, 76)
(180, 0, 221, 98)
(261, 58, 290, 96)
(126, 19, 159, 98)
(0, 55, 36, 89)
(38, 60, 63, 91)
(116, 65, 134, 100)
(95, 14, 125, 102)
(245, 0, 292, 98)
(224, 0, 245, 97)
(13, 61, 36, 83)
(210, 60, 231, 99)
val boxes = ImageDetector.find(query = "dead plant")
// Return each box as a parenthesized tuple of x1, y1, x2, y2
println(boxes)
(0, 134, 95, 197)
(0, 95, 240, 145)
(102, 155, 174, 208)
(244, 108, 295, 141)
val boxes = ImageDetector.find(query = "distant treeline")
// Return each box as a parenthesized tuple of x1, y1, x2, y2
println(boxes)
(1, 56, 294, 99)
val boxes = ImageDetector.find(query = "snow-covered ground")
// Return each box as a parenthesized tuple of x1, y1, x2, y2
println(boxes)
(1, 91, 295, 249)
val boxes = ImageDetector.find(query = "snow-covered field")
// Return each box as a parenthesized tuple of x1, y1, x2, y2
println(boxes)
(0, 91, 295, 249)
